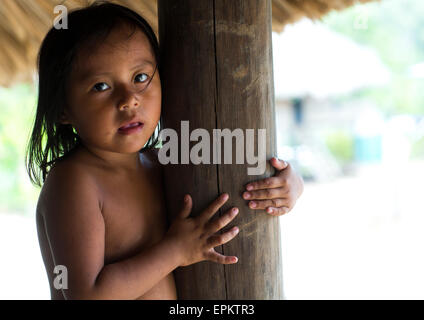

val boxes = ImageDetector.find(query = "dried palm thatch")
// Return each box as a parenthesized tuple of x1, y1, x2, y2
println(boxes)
(0, 0, 377, 87)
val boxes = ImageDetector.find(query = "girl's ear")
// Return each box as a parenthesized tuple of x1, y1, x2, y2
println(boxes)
(59, 110, 71, 125)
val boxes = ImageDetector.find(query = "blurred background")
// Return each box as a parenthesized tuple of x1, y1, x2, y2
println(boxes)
(275, 0, 424, 299)
(1, 0, 424, 299)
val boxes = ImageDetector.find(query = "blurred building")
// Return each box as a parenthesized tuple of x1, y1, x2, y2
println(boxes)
(272, 19, 391, 181)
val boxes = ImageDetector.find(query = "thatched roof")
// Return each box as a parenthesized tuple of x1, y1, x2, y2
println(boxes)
(0, 0, 376, 87)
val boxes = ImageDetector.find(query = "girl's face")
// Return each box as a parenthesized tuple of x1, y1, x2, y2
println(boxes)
(63, 24, 161, 155)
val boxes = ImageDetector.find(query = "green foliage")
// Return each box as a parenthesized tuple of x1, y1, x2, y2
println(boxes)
(324, 0, 424, 71)
(0, 83, 39, 214)
(323, 0, 424, 116)
(325, 130, 355, 165)
(411, 135, 424, 159)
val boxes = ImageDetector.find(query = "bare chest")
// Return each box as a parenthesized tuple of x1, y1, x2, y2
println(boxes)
(99, 168, 168, 265)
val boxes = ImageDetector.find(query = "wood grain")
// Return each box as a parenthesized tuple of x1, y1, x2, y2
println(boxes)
(158, 0, 282, 299)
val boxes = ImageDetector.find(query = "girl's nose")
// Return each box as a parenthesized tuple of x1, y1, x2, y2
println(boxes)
(118, 88, 140, 111)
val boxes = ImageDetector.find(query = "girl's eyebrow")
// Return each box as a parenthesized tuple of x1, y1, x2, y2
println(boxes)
(79, 60, 155, 82)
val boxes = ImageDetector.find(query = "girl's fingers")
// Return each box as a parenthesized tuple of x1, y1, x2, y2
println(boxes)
(248, 198, 288, 210)
(245, 176, 282, 191)
(266, 206, 290, 216)
(271, 157, 288, 170)
(178, 194, 193, 219)
(243, 187, 286, 200)
(206, 248, 238, 265)
(196, 193, 229, 224)
(207, 226, 239, 248)
(205, 207, 239, 235)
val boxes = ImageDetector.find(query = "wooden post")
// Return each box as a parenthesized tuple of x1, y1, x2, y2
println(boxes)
(158, 0, 282, 299)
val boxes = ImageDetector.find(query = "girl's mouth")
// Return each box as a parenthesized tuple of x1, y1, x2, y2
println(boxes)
(118, 122, 144, 135)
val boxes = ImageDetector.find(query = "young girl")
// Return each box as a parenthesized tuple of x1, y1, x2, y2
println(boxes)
(26, 2, 304, 300)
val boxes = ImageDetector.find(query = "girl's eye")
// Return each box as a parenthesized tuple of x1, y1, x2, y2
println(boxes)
(90, 73, 150, 93)
(92, 82, 110, 92)
(135, 73, 149, 83)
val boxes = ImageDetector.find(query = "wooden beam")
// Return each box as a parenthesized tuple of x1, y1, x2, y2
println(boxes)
(158, 0, 282, 299)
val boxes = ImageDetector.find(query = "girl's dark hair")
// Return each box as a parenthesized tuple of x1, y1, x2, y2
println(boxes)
(25, 1, 162, 187)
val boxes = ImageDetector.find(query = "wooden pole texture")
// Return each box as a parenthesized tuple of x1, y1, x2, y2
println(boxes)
(158, 0, 282, 299)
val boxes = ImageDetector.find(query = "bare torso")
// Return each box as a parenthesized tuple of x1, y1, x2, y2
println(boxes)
(36, 147, 177, 299)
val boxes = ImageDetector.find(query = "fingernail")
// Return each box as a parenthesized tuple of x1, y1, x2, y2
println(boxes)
(243, 192, 250, 199)
(222, 193, 229, 200)
(232, 207, 239, 214)
(250, 201, 256, 208)
(246, 185, 253, 191)
(233, 226, 239, 233)
(267, 207, 273, 213)
(234, 257, 238, 263)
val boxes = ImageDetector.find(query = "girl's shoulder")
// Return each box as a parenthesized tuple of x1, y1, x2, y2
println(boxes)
(140, 147, 161, 169)
(38, 152, 101, 216)
(46, 149, 99, 185)
(139, 148, 164, 183)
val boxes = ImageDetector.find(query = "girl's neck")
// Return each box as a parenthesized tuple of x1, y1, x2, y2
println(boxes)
(78, 144, 142, 173)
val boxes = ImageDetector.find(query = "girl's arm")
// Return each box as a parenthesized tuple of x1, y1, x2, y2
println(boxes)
(41, 165, 181, 300)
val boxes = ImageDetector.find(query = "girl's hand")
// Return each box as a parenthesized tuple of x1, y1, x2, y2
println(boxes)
(165, 193, 239, 267)
(242, 157, 304, 216)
